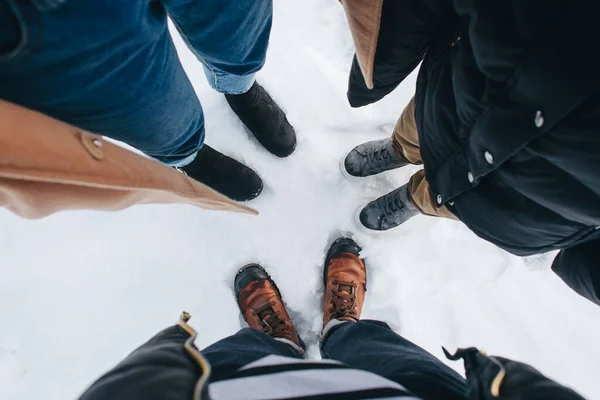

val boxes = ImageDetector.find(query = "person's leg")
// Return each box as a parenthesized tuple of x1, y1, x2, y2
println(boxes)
(322, 320, 467, 400)
(319, 237, 466, 400)
(340, 98, 417, 179)
(200, 263, 307, 382)
(0, 1, 264, 200)
(201, 327, 303, 382)
(164, 0, 272, 95)
(391, 96, 457, 219)
(164, 0, 297, 158)
(0, 1, 203, 167)
(198, 263, 306, 382)
(234, 264, 305, 355)
(408, 170, 459, 219)
(356, 96, 457, 231)
(391, 96, 423, 165)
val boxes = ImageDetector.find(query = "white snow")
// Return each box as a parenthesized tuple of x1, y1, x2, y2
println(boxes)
(1, 1, 600, 399)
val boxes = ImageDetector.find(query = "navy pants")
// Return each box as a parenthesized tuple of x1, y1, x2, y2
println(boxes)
(202, 320, 468, 400)
(0, 0, 272, 166)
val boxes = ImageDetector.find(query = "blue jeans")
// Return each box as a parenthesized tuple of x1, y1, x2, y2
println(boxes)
(0, 0, 272, 166)
(203, 320, 468, 400)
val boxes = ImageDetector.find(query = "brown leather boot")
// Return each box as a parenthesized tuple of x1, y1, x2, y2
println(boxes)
(235, 264, 305, 355)
(321, 238, 367, 341)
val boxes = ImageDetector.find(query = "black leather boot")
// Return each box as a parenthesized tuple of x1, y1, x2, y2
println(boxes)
(226, 82, 296, 158)
(181, 145, 263, 202)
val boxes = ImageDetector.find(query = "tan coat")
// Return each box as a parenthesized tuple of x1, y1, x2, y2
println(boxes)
(340, 0, 383, 89)
(0, 100, 257, 219)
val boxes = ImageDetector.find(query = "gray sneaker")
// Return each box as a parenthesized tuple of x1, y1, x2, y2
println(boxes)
(340, 139, 408, 180)
(356, 183, 419, 232)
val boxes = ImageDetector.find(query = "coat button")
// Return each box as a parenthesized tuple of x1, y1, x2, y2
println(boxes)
(534, 110, 544, 128)
(79, 130, 105, 160)
(484, 151, 494, 164)
(436, 194, 443, 205)
(468, 171, 474, 183)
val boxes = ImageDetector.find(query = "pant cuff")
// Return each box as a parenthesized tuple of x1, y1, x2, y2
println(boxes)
(274, 338, 306, 358)
(319, 319, 351, 347)
(162, 150, 199, 168)
(203, 66, 256, 95)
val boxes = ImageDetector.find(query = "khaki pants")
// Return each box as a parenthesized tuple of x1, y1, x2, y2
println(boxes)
(391, 97, 458, 220)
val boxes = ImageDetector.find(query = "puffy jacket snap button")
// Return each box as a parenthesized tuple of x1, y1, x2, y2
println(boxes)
(436, 194, 443, 205)
(484, 151, 494, 164)
(534, 110, 544, 128)
(468, 171, 474, 183)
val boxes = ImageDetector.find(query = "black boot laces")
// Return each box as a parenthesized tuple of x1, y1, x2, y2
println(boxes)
(252, 300, 291, 337)
(329, 280, 358, 319)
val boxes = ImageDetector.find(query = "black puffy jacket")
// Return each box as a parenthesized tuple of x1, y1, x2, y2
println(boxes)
(347, 0, 600, 305)
(79, 321, 585, 400)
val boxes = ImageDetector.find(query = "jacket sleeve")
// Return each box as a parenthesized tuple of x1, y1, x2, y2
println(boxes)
(551, 240, 600, 306)
(490, 357, 585, 400)
(79, 325, 201, 400)
(445, 348, 585, 400)
(347, 0, 453, 107)
(0, 100, 257, 220)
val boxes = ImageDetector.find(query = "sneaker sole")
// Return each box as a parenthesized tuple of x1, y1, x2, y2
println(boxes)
(339, 150, 366, 181)
(354, 205, 386, 236)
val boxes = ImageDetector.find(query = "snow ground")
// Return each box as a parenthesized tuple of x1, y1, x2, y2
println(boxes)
(1, 2, 600, 399)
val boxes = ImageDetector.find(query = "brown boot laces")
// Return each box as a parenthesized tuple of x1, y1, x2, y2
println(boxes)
(329, 280, 358, 320)
(251, 300, 291, 337)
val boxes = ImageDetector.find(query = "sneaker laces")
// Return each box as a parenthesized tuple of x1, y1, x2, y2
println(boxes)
(377, 190, 406, 219)
(328, 280, 358, 319)
(366, 147, 393, 168)
(252, 300, 291, 337)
